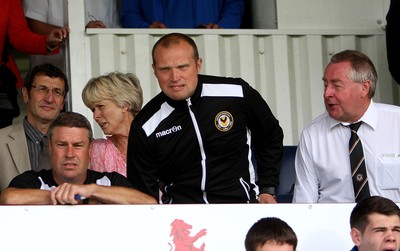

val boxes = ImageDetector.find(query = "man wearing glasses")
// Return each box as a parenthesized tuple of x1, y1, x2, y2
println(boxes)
(0, 63, 69, 190)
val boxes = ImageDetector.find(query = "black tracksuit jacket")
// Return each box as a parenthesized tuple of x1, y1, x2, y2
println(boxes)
(127, 74, 283, 203)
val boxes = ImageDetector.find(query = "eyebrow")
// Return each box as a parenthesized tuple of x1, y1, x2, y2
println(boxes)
(322, 77, 342, 83)
(33, 83, 63, 88)
(158, 63, 190, 70)
(371, 226, 400, 231)
(55, 140, 86, 145)
(372, 226, 388, 231)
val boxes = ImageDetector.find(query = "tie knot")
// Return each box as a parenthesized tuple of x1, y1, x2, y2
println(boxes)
(349, 121, 362, 132)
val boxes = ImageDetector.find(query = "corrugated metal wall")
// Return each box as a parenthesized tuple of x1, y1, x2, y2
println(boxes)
(65, 0, 396, 145)
(72, 30, 398, 145)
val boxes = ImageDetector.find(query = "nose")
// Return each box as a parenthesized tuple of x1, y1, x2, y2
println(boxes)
(93, 108, 101, 120)
(170, 68, 180, 82)
(323, 84, 333, 99)
(386, 230, 396, 241)
(43, 89, 55, 102)
(65, 145, 75, 158)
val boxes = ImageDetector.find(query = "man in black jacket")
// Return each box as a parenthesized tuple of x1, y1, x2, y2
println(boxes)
(127, 33, 283, 204)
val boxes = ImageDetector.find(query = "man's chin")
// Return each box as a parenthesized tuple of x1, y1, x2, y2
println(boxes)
(327, 111, 339, 120)
(39, 113, 59, 123)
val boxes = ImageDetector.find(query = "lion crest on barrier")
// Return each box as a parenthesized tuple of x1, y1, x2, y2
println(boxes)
(169, 219, 207, 251)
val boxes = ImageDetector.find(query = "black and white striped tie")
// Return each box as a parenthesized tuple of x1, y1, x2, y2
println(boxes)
(349, 122, 370, 202)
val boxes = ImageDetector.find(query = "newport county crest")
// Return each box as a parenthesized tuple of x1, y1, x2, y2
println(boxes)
(215, 111, 234, 132)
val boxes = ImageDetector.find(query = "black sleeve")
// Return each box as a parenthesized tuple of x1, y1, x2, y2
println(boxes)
(126, 119, 160, 200)
(8, 171, 42, 189)
(243, 80, 284, 192)
(386, 0, 400, 84)
(107, 172, 133, 188)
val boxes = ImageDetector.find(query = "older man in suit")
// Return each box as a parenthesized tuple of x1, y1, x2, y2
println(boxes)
(0, 63, 68, 190)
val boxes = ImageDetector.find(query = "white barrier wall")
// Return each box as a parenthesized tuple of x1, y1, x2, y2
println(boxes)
(66, 0, 399, 146)
(3, 1, 394, 250)
(0, 204, 355, 251)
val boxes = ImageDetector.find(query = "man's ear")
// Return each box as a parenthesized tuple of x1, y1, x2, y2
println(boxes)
(22, 87, 29, 103)
(89, 141, 93, 155)
(197, 58, 203, 73)
(361, 80, 371, 98)
(350, 228, 362, 246)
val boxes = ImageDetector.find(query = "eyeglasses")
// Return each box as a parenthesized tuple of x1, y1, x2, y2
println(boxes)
(31, 85, 66, 97)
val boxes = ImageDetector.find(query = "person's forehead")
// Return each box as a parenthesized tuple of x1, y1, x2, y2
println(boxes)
(33, 74, 65, 87)
(257, 241, 294, 251)
(156, 40, 193, 54)
(323, 62, 352, 80)
(51, 127, 89, 140)
(366, 213, 400, 227)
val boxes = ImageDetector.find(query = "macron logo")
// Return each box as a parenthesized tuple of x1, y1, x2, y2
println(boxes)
(155, 125, 182, 138)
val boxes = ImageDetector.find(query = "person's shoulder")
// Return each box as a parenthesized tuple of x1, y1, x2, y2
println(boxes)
(91, 138, 109, 156)
(12, 169, 48, 183)
(134, 92, 168, 121)
(86, 170, 130, 186)
(199, 74, 244, 85)
(0, 126, 13, 138)
(0, 122, 24, 140)
(302, 113, 331, 132)
(86, 169, 123, 180)
(92, 138, 109, 147)
(375, 102, 400, 114)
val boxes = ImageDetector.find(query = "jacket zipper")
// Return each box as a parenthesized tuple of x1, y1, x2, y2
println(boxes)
(186, 98, 209, 203)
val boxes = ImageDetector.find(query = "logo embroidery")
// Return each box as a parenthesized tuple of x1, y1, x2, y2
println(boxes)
(155, 125, 182, 138)
(215, 111, 234, 132)
(356, 173, 364, 182)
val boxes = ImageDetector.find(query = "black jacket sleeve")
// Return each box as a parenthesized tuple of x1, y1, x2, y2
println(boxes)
(243, 80, 284, 192)
(126, 119, 160, 201)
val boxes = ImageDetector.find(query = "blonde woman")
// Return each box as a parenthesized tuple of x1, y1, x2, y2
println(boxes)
(82, 72, 142, 177)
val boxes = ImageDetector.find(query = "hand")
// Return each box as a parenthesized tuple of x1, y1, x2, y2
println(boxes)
(149, 21, 168, 28)
(206, 23, 220, 29)
(258, 193, 277, 204)
(197, 23, 221, 29)
(85, 20, 107, 29)
(46, 27, 69, 51)
(50, 183, 92, 205)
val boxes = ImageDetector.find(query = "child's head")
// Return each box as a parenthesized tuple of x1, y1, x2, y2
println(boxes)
(245, 217, 297, 251)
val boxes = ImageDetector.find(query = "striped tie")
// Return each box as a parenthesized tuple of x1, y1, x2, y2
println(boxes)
(349, 122, 370, 202)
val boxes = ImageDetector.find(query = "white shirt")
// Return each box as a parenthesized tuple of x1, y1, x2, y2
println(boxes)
(293, 101, 400, 203)
(22, 0, 120, 70)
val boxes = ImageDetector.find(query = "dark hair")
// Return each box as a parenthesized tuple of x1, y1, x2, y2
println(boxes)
(151, 33, 199, 65)
(23, 63, 69, 96)
(350, 196, 400, 233)
(329, 50, 377, 98)
(245, 217, 297, 251)
(48, 112, 93, 142)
